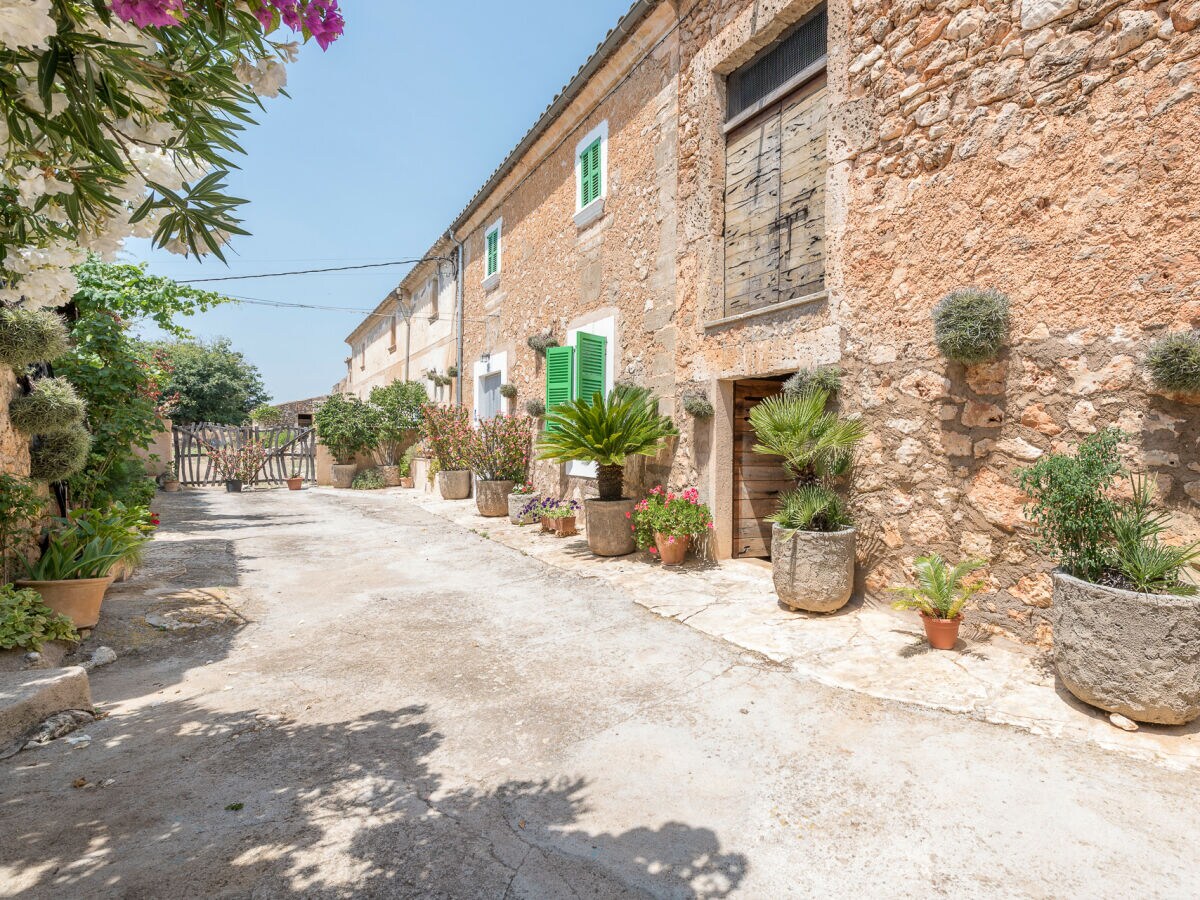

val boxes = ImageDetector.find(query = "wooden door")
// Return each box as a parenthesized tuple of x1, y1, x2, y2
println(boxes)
(732, 379, 791, 559)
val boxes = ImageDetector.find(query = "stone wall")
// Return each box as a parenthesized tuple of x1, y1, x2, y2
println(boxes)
(0, 370, 30, 478)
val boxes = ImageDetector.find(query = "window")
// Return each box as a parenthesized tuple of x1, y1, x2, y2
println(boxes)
(429, 275, 439, 320)
(389, 314, 397, 351)
(479, 371, 502, 420)
(574, 121, 608, 227)
(544, 329, 609, 428)
(358, 343, 365, 370)
(483, 219, 502, 285)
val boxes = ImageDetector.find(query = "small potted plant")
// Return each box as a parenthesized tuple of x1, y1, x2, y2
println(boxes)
(421, 403, 473, 500)
(210, 441, 268, 492)
(398, 445, 416, 488)
(509, 482, 538, 524)
(889, 554, 986, 650)
(542, 498, 580, 537)
(630, 486, 714, 566)
(286, 465, 303, 491)
(161, 461, 181, 493)
(466, 414, 531, 516)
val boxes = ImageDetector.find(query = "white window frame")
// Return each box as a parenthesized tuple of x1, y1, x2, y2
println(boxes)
(472, 351, 509, 422)
(564, 315, 616, 479)
(482, 218, 503, 290)
(574, 121, 608, 229)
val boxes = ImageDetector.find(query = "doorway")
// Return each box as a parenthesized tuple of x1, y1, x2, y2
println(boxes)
(479, 371, 502, 420)
(731, 377, 791, 559)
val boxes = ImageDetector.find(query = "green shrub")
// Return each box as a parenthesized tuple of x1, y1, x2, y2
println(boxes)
(352, 468, 386, 490)
(313, 394, 379, 464)
(0, 307, 69, 368)
(783, 366, 841, 397)
(30, 426, 93, 482)
(0, 473, 42, 583)
(1145, 331, 1200, 392)
(1111, 475, 1199, 595)
(524, 398, 546, 418)
(681, 393, 714, 418)
(249, 404, 285, 426)
(0, 585, 78, 651)
(932, 288, 1010, 363)
(9, 377, 86, 435)
(769, 484, 851, 533)
(399, 443, 419, 478)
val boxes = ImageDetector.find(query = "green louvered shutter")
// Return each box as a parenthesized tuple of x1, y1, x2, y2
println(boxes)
(580, 144, 594, 207)
(486, 229, 499, 276)
(588, 140, 601, 202)
(545, 345, 574, 430)
(575, 331, 606, 405)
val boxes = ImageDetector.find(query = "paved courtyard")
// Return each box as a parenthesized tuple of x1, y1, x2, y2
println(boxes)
(2, 487, 1199, 897)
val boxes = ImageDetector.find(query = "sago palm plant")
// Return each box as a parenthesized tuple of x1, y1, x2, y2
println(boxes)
(538, 385, 675, 500)
(890, 554, 987, 620)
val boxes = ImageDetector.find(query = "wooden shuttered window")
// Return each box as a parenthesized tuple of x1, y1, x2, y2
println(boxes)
(544, 345, 574, 430)
(580, 138, 602, 207)
(574, 331, 606, 403)
(485, 227, 500, 277)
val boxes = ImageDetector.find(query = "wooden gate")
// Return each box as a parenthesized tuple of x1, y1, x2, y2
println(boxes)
(172, 423, 317, 486)
(732, 379, 791, 559)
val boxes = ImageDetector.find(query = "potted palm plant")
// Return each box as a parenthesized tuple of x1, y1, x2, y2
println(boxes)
(369, 379, 426, 486)
(538, 385, 675, 557)
(890, 554, 987, 650)
(421, 403, 473, 500)
(1018, 429, 1200, 724)
(465, 414, 531, 516)
(314, 394, 378, 488)
(750, 388, 866, 612)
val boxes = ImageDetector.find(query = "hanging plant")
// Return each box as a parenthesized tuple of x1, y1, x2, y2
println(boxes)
(29, 426, 92, 482)
(932, 288, 1010, 364)
(783, 366, 842, 397)
(9, 377, 86, 435)
(446, 365, 459, 378)
(524, 398, 546, 418)
(527, 332, 558, 355)
(681, 393, 714, 418)
(0, 307, 69, 369)
(499, 383, 518, 399)
(1145, 331, 1200, 393)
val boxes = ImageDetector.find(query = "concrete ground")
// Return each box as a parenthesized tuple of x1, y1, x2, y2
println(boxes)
(2, 488, 1199, 898)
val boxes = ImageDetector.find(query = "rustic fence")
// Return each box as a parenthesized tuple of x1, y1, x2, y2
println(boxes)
(172, 423, 317, 486)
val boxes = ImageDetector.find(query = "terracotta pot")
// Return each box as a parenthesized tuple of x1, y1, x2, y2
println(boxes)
(331, 464, 357, 489)
(437, 469, 472, 500)
(583, 498, 636, 557)
(162, 479, 181, 493)
(378, 465, 401, 487)
(655, 533, 690, 566)
(225, 479, 243, 493)
(920, 613, 962, 650)
(553, 516, 577, 537)
(16, 578, 111, 629)
(399, 476, 414, 489)
(286, 477, 303, 491)
(475, 479, 515, 517)
(509, 492, 538, 524)
(771, 524, 855, 613)
(541, 516, 553, 533)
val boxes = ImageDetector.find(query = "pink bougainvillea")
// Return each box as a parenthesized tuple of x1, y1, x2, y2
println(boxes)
(110, 0, 187, 28)
(111, 0, 344, 49)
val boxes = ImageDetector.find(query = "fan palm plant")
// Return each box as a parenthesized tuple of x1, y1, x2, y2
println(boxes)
(538, 385, 675, 500)
(890, 554, 987, 620)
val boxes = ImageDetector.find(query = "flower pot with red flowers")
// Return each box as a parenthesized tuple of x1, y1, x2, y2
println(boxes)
(631, 486, 714, 567)
(890, 554, 987, 650)
(209, 440, 269, 493)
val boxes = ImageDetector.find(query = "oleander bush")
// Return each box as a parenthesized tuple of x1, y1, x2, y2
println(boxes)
(1145, 331, 1200, 392)
(932, 288, 1010, 363)
(0, 307, 69, 368)
(29, 426, 92, 483)
(9, 377, 86, 435)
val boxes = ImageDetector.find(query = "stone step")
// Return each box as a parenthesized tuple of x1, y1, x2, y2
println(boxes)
(0, 667, 92, 747)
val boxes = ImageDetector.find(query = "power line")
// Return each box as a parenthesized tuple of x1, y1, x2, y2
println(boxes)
(179, 257, 453, 284)
(225, 293, 497, 323)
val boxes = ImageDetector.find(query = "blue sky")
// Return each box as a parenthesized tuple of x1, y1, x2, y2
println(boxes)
(128, 1, 635, 403)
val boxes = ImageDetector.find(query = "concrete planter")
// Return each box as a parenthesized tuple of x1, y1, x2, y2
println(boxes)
(331, 464, 357, 489)
(16, 578, 111, 629)
(509, 493, 538, 525)
(475, 479, 515, 517)
(771, 524, 855, 613)
(1051, 571, 1200, 725)
(584, 498, 636, 557)
(378, 465, 401, 487)
(438, 469, 471, 500)
(162, 479, 180, 492)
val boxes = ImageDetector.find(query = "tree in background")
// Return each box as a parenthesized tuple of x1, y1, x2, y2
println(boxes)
(55, 257, 232, 507)
(249, 404, 285, 427)
(156, 338, 270, 425)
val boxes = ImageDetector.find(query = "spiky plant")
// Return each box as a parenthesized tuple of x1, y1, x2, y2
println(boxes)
(0, 307, 69, 368)
(932, 288, 1010, 363)
(524, 398, 546, 418)
(538, 385, 675, 500)
(527, 332, 558, 354)
(890, 554, 987, 620)
(768, 484, 851, 534)
(1145, 331, 1200, 392)
(783, 366, 842, 398)
(749, 389, 866, 485)
(681, 393, 714, 418)
(9, 377, 86, 435)
(29, 426, 92, 482)
(1111, 475, 1200, 595)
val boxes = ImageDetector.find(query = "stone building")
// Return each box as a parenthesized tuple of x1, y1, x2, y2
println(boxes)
(344, 0, 1200, 642)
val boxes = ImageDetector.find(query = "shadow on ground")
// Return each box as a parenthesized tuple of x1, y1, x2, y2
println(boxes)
(2, 702, 747, 898)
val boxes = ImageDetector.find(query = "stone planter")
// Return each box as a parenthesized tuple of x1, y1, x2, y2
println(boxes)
(1051, 571, 1200, 725)
(509, 492, 538, 525)
(378, 465, 401, 487)
(162, 479, 180, 493)
(16, 578, 111, 629)
(771, 524, 855, 613)
(475, 479, 515, 516)
(437, 469, 471, 500)
(584, 498, 636, 557)
(331, 464, 357, 489)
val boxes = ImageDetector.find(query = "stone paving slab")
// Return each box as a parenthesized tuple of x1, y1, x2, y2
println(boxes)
(0, 666, 92, 747)
(396, 487, 1200, 771)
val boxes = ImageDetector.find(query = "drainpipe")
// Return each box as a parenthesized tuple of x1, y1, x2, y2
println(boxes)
(449, 230, 465, 408)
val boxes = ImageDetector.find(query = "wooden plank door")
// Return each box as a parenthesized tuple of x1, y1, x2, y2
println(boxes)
(732, 379, 791, 559)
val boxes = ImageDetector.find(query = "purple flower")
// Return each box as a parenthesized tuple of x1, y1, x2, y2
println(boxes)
(110, 0, 187, 28)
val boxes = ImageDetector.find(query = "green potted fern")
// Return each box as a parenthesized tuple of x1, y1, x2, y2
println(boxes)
(750, 388, 866, 612)
(538, 385, 675, 556)
(890, 554, 986, 650)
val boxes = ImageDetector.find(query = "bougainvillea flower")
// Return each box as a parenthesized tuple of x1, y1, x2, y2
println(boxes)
(111, 0, 187, 28)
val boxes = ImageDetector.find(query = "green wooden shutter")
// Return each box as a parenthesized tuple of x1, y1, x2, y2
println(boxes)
(486, 229, 499, 276)
(545, 345, 574, 429)
(580, 144, 594, 207)
(575, 331, 606, 405)
(588, 140, 602, 202)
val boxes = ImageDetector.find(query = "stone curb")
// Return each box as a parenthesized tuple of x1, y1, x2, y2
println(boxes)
(0, 666, 92, 747)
